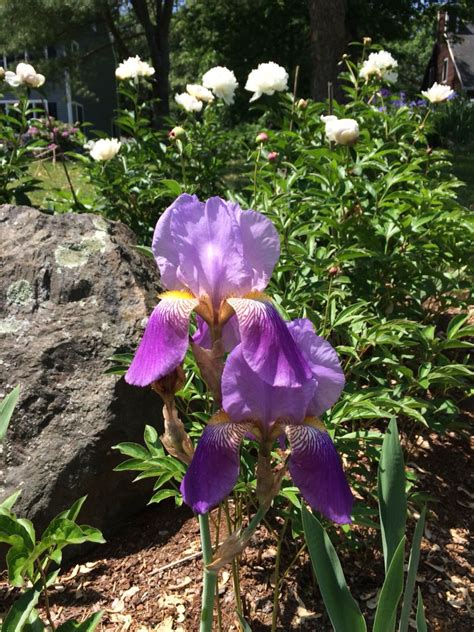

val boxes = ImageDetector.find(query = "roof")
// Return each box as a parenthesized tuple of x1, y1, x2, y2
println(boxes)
(449, 23, 474, 89)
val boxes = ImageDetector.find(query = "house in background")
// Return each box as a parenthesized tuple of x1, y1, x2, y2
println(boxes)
(0, 21, 118, 133)
(423, 8, 474, 99)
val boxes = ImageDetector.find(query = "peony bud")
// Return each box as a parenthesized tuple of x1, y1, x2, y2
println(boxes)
(267, 151, 279, 162)
(363, 37, 372, 46)
(297, 98, 308, 110)
(0, 67, 4, 81)
(256, 131, 269, 144)
(328, 265, 341, 277)
(169, 126, 186, 140)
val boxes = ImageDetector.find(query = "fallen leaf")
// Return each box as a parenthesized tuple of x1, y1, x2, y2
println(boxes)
(168, 576, 192, 590)
(108, 597, 125, 613)
(121, 585, 140, 600)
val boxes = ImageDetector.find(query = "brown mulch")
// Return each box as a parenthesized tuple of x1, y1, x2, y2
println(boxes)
(0, 429, 472, 631)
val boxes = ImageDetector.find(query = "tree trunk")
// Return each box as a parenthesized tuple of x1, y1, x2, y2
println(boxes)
(308, 0, 348, 102)
(130, 0, 173, 125)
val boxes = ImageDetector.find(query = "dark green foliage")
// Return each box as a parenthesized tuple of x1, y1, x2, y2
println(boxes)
(0, 493, 104, 630)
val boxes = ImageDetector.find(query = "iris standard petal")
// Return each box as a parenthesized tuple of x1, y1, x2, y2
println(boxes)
(288, 319, 345, 415)
(192, 315, 241, 352)
(227, 297, 312, 388)
(230, 203, 280, 290)
(180, 420, 248, 513)
(152, 193, 201, 291)
(125, 292, 198, 387)
(165, 196, 254, 306)
(222, 344, 314, 426)
(286, 422, 353, 524)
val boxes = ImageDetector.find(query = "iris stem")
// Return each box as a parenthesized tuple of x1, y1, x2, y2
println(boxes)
(214, 505, 224, 632)
(271, 517, 289, 632)
(224, 499, 244, 620)
(199, 512, 218, 632)
(253, 144, 262, 205)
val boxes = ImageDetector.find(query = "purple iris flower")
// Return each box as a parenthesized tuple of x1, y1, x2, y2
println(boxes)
(125, 194, 312, 388)
(181, 319, 353, 524)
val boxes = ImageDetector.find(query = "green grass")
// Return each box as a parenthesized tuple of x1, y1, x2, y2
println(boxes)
(28, 160, 95, 211)
(27, 150, 473, 214)
(450, 148, 474, 210)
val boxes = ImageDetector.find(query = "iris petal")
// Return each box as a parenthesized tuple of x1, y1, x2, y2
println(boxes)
(152, 195, 280, 307)
(152, 193, 201, 291)
(181, 421, 248, 513)
(222, 344, 314, 426)
(227, 297, 312, 388)
(287, 319, 345, 415)
(231, 204, 280, 290)
(125, 293, 198, 387)
(286, 422, 353, 524)
(160, 196, 253, 306)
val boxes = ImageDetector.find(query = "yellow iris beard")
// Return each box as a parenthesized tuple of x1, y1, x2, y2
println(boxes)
(159, 290, 196, 300)
(305, 417, 327, 432)
(243, 291, 272, 302)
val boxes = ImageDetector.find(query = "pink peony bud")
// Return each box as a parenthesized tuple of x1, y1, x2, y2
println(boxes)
(267, 151, 279, 162)
(256, 131, 269, 143)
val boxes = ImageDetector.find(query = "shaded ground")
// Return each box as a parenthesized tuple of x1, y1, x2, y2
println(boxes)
(0, 429, 472, 631)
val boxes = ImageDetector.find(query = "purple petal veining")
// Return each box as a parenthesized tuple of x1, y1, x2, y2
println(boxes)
(180, 422, 247, 513)
(125, 295, 198, 386)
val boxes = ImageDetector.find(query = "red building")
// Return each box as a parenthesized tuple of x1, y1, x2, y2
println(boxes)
(423, 9, 474, 99)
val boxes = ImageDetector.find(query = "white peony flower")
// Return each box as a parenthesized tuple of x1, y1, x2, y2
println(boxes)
(359, 50, 398, 83)
(421, 82, 454, 104)
(186, 84, 214, 102)
(202, 66, 238, 105)
(245, 62, 289, 102)
(5, 62, 45, 88)
(175, 92, 203, 112)
(115, 56, 155, 80)
(321, 115, 360, 145)
(89, 138, 121, 161)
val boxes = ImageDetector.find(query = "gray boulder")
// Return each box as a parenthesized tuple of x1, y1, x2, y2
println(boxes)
(0, 205, 162, 534)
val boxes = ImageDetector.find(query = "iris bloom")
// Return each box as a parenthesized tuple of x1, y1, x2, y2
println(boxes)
(181, 319, 353, 524)
(125, 194, 312, 389)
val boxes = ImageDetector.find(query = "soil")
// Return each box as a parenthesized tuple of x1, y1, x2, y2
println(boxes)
(0, 429, 472, 631)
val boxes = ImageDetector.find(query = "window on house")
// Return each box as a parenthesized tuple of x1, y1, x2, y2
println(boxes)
(71, 41, 80, 54)
(46, 46, 57, 59)
(72, 102, 84, 124)
(442, 58, 449, 83)
(48, 102, 58, 119)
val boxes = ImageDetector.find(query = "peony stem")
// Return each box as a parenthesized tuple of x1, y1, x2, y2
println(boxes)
(199, 512, 218, 632)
